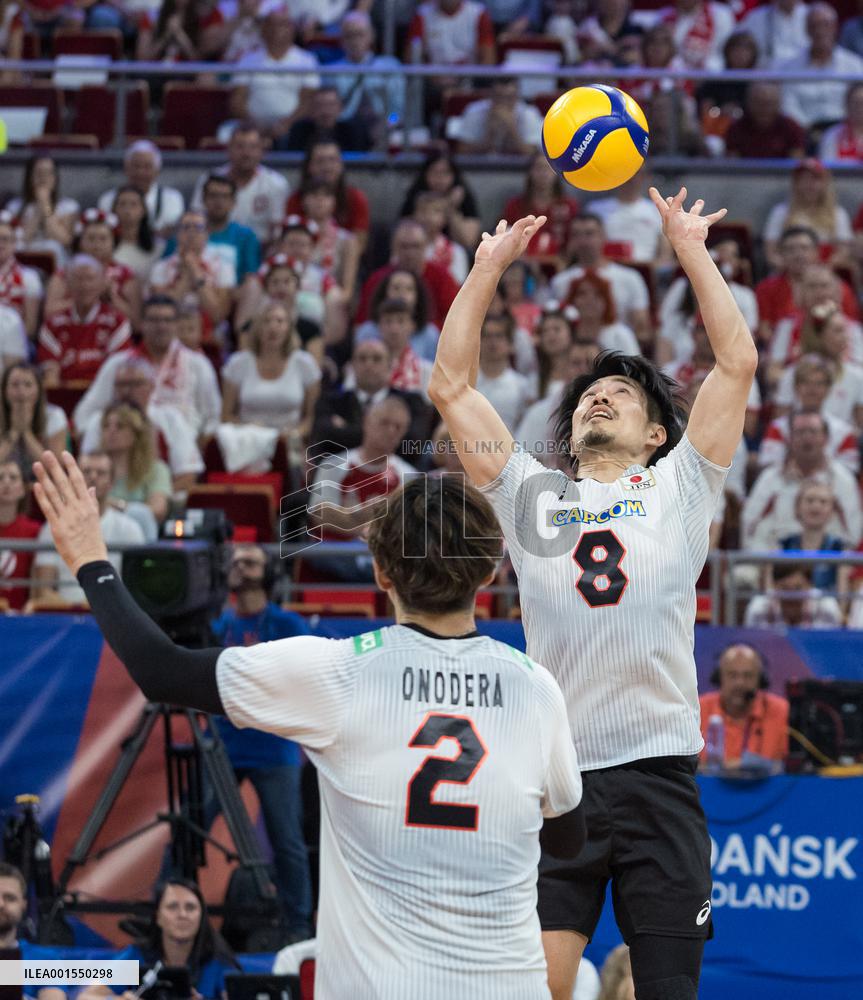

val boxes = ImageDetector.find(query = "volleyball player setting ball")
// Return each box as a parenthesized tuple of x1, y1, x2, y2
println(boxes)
(430, 84, 758, 1000)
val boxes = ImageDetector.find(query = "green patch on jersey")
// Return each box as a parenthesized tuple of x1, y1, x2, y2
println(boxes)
(508, 646, 535, 672)
(353, 629, 384, 655)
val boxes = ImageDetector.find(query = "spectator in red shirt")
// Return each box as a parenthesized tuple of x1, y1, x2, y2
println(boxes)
(724, 82, 807, 159)
(504, 151, 579, 263)
(756, 225, 859, 347)
(45, 208, 142, 324)
(0, 458, 40, 610)
(355, 219, 459, 328)
(285, 139, 369, 253)
(37, 255, 131, 386)
(818, 81, 863, 162)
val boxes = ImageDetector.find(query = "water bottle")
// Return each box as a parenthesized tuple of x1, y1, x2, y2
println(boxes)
(705, 715, 725, 775)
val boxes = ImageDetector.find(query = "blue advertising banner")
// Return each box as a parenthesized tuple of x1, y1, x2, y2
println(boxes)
(587, 775, 863, 999)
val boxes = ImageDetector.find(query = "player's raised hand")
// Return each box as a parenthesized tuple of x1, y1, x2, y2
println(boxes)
(648, 186, 726, 248)
(474, 215, 546, 273)
(33, 450, 108, 576)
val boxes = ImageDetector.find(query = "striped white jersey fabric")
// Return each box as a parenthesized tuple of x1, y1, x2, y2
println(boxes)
(217, 623, 582, 1000)
(479, 434, 728, 770)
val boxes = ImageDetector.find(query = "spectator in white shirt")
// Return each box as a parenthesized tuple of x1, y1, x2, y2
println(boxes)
(773, 310, 863, 429)
(149, 210, 233, 331)
(550, 212, 651, 345)
(475, 311, 533, 432)
(191, 123, 289, 246)
(778, 2, 863, 129)
(75, 296, 222, 440)
(740, 0, 810, 66)
(32, 451, 145, 606)
(221, 301, 321, 440)
(661, 0, 735, 71)
(762, 159, 854, 270)
(98, 140, 184, 237)
(565, 272, 641, 356)
(78, 356, 204, 493)
(743, 410, 862, 550)
(455, 76, 544, 155)
(590, 172, 672, 266)
(744, 561, 843, 628)
(230, 3, 320, 140)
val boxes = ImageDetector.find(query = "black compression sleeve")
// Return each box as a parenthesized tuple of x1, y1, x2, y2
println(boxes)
(540, 801, 587, 860)
(77, 560, 225, 714)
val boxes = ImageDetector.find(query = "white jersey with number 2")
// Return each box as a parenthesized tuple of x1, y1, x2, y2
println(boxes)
(479, 434, 728, 770)
(216, 622, 582, 1000)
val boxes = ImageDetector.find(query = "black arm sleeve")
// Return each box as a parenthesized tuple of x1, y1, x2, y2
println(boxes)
(77, 560, 225, 714)
(540, 801, 587, 860)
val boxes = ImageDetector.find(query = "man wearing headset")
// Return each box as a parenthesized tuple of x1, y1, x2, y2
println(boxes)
(698, 643, 790, 768)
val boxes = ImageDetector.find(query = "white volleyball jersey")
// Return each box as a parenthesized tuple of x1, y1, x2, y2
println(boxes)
(217, 624, 581, 1000)
(479, 435, 728, 770)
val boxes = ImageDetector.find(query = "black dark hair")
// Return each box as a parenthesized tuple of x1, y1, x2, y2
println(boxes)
(142, 294, 180, 318)
(22, 155, 58, 209)
(113, 185, 154, 253)
(780, 225, 819, 246)
(136, 878, 237, 981)
(203, 174, 237, 198)
(553, 350, 687, 470)
(398, 150, 479, 220)
(369, 268, 429, 331)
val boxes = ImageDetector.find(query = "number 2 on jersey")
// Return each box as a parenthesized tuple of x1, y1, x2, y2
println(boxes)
(405, 713, 487, 831)
(572, 529, 628, 607)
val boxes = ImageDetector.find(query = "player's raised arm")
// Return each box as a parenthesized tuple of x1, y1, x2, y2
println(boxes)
(649, 187, 758, 467)
(429, 214, 545, 486)
(32, 450, 226, 713)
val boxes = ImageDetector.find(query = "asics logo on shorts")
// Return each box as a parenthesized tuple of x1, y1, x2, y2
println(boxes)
(696, 900, 711, 926)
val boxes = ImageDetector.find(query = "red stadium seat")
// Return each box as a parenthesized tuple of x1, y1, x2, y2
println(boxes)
(72, 83, 149, 147)
(298, 959, 314, 1000)
(127, 134, 186, 151)
(498, 35, 565, 62)
(186, 484, 275, 541)
(53, 28, 123, 60)
(30, 133, 99, 150)
(533, 92, 559, 116)
(0, 83, 64, 135)
(46, 382, 89, 419)
(15, 250, 57, 276)
(22, 33, 40, 60)
(442, 90, 486, 120)
(161, 83, 231, 150)
(206, 472, 283, 510)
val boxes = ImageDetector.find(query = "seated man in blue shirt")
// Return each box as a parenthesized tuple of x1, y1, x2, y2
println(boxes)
(200, 175, 261, 284)
(209, 544, 313, 942)
(0, 862, 66, 1000)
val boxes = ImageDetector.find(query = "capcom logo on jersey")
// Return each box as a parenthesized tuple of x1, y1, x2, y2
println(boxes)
(548, 498, 645, 528)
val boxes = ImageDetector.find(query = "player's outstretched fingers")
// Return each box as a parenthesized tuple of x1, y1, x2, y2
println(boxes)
(496, 219, 507, 234)
(33, 456, 66, 520)
(32, 470, 58, 522)
(672, 186, 687, 211)
(648, 187, 666, 213)
(61, 450, 91, 505)
(690, 199, 704, 217)
(705, 207, 728, 225)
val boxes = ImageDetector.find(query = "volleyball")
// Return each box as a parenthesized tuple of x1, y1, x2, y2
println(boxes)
(541, 84, 649, 192)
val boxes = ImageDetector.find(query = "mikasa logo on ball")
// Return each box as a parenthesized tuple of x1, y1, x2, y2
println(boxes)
(571, 129, 597, 164)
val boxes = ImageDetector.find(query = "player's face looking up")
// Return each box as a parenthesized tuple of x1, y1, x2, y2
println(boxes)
(571, 376, 666, 464)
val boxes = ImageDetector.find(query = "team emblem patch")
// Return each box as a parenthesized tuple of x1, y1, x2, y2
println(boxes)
(620, 469, 655, 490)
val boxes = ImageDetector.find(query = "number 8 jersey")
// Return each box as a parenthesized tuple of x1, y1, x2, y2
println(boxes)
(217, 624, 581, 1000)
(479, 435, 728, 771)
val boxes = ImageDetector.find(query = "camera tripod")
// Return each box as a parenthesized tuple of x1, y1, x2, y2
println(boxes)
(47, 701, 280, 945)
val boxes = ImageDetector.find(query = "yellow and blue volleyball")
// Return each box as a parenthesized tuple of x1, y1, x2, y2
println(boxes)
(541, 84, 649, 192)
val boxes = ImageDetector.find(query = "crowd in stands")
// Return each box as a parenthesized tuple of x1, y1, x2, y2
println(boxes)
(1, 1, 863, 625)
